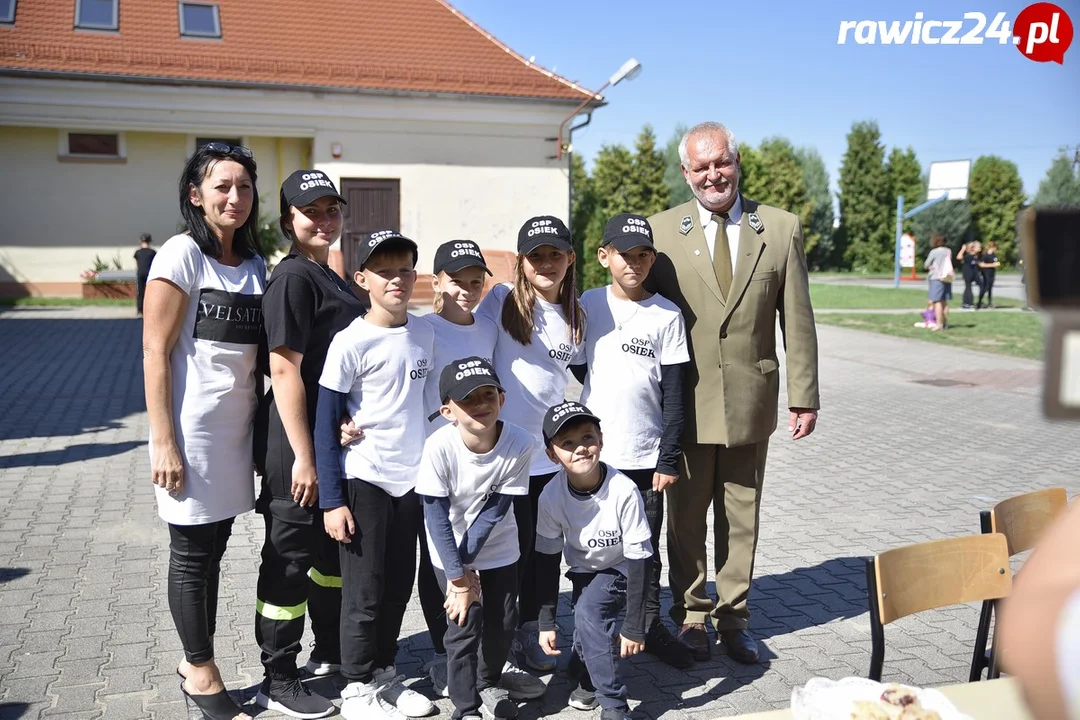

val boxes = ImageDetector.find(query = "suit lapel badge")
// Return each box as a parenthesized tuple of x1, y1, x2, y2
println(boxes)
(679, 215, 693, 235)
(748, 212, 765, 234)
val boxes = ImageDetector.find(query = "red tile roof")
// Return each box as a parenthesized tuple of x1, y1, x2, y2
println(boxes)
(0, 0, 600, 102)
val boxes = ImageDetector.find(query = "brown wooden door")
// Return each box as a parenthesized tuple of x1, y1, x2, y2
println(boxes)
(340, 179, 401, 273)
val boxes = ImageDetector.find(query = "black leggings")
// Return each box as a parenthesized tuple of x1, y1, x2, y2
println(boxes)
(962, 266, 983, 306)
(515, 471, 558, 626)
(168, 519, 234, 663)
(979, 269, 995, 307)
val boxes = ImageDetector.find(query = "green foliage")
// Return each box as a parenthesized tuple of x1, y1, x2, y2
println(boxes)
(256, 194, 288, 259)
(886, 147, 923, 236)
(967, 155, 1025, 264)
(663, 123, 693, 207)
(581, 144, 636, 290)
(911, 199, 972, 257)
(570, 153, 596, 242)
(836, 121, 893, 272)
(795, 147, 836, 270)
(737, 145, 764, 198)
(750, 137, 812, 248)
(1033, 151, 1080, 207)
(632, 125, 670, 217)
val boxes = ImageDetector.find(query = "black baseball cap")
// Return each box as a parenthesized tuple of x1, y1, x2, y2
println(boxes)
(433, 240, 492, 276)
(518, 216, 573, 255)
(280, 169, 347, 209)
(603, 213, 655, 252)
(355, 229, 418, 270)
(542, 401, 601, 445)
(428, 357, 504, 420)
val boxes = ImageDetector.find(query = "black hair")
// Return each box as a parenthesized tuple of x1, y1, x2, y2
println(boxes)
(139, 233, 152, 244)
(278, 190, 297, 244)
(178, 146, 260, 260)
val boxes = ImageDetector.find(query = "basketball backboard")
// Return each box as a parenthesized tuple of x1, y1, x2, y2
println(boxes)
(927, 159, 971, 200)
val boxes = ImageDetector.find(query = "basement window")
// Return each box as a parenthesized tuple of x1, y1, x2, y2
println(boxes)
(179, 2, 220, 38)
(75, 0, 118, 30)
(1, 0, 16, 25)
(59, 131, 126, 162)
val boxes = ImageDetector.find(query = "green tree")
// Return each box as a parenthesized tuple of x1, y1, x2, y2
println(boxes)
(630, 125, 670, 217)
(737, 144, 765, 199)
(886, 147, 923, 237)
(663, 124, 692, 207)
(911, 199, 972, 258)
(968, 155, 1026, 264)
(1033, 150, 1080, 207)
(570, 153, 595, 248)
(581, 144, 636, 289)
(795, 147, 836, 269)
(836, 121, 892, 271)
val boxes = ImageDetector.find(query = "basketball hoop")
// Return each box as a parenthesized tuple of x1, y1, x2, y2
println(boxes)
(893, 160, 971, 287)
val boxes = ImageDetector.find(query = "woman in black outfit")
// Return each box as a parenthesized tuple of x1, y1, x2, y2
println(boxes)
(957, 241, 984, 308)
(253, 170, 366, 719)
(978, 242, 1000, 309)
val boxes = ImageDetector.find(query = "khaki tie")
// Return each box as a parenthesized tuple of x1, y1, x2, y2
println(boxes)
(712, 213, 733, 298)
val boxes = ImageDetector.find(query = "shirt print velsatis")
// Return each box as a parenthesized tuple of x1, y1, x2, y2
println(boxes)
(194, 289, 263, 344)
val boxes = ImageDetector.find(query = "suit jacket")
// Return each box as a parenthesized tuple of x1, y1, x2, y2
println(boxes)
(646, 197, 820, 447)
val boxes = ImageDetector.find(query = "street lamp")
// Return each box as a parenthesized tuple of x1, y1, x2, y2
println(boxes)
(558, 57, 641, 266)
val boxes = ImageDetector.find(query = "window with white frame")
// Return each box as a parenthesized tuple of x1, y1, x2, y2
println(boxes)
(0, 0, 16, 25)
(179, 2, 220, 38)
(75, 0, 118, 30)
(60, 131, 126, 160)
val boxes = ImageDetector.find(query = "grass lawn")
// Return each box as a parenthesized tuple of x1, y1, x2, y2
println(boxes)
(0, 297, 134, 307)
(817, 310, 1045, 360)
(810, 283, 1018, 309)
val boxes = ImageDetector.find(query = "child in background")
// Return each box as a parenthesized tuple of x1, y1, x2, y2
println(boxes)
(313, 230, 436, 720)
(475, 216, 585, 675)
(572, 213, 692, 669)
(416, 357, 535, 720)
(534, 402, 653, 720)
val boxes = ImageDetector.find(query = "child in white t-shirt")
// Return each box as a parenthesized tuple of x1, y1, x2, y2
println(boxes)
(313, 230, 435, 720)
(475, 215, 586, 673)
(416, 357, 534, 720)
(535, 402, 653, 720)
(572, 213, 691, 669)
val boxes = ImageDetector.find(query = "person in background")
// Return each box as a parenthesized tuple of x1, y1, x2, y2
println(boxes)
(957, 240, 984, 309)
(924, 233, 954, 331)
(135, 233, 157, 316)
(978, 241, 1000, 309)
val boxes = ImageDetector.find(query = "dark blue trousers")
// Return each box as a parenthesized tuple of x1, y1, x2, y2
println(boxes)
(569, 569, 629, 712)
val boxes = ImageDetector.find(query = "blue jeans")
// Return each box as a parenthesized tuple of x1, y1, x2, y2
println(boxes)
(570, 569, 629, 712)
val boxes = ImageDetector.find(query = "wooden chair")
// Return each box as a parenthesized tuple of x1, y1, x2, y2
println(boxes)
(969, 487, 1069, 681)
(865, 534, 1012, 682)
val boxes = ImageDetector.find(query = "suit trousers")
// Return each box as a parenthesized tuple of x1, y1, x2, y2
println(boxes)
(666, 440, 769, 629)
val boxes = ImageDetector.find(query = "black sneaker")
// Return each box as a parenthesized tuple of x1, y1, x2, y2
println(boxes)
(599, 708, 632, 720)
(568, 684, 597, 710)
(255, 671, 335, 719)
(645, 623, 694, 669)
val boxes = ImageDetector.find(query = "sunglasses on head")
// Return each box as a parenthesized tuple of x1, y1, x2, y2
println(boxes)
(202, 142, 253, 159)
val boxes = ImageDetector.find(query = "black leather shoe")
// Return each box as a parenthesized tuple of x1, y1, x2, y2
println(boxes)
(646, 623, 695, 668)
(719, 629, 759, 664)
(678, 623, 711, 661)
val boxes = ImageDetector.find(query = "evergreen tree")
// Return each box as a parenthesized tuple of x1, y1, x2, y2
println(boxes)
(968, 155, 1026, 264)
(795, 147, 836, 269)
(570, 153, 596, 260)
(1033, 151, 1080, 207)
(581, 144, 636, 290)
(753, 137, 812, 244)
(886, 147, 923, 236)
(836, 121, 892, 271)
(737, 145, 765, 199)
(631, 125, 670, 217)
(663, 124, 693, 207)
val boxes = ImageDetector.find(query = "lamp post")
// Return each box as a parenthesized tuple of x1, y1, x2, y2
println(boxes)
(557, 58, 641, 275)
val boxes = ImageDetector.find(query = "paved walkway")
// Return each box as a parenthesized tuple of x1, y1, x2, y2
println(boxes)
(1, 305, 1077, 719)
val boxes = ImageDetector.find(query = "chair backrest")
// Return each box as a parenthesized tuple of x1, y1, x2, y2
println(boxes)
(990, 487, 1069, 556)
(873, 534, 1012, 625)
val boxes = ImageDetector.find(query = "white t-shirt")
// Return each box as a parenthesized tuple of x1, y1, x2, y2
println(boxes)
(579, 287, 689, 471)
(476, 283, 584, 476)
(148, 234, 266, 525)
(417, 313, 499, 436)
(319, 314, 434, 497)
(535, 465, 653, 576)
(415, 421, 532, 571)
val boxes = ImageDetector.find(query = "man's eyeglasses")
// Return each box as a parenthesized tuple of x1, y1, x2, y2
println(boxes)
(202, 142, 253, 159)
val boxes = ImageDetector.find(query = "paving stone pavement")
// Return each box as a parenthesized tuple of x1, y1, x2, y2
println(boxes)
(1, 304, 1077, 719)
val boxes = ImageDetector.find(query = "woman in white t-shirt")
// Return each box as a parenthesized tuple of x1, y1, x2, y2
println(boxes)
(143, 143, 266, 720)
(475, 215, 585, 674)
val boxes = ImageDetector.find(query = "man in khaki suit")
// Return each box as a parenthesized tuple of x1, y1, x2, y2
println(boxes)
(645, 121, 820, 664)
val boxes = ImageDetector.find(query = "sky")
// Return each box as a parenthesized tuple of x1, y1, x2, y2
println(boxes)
(452, 0, 1080, 201)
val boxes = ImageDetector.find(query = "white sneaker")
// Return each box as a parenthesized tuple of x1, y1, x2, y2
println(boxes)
(340, 680, 406, 720)
(425, 653, 449, 698)
(304, 658, 341, 676)
(499, 661, 547, 700)
(374, 665, 436, 718)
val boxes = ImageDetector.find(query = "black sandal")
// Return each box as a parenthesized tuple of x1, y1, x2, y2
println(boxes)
(180, 681, 247, 720)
